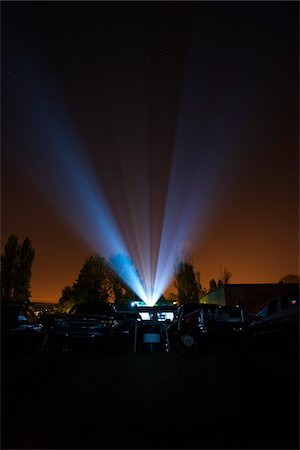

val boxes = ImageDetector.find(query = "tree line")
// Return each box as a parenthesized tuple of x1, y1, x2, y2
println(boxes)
(5, 234, 298, 310)
(1, 234, 235, 310)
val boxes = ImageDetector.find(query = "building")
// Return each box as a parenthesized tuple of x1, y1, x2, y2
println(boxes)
(200, 283, 299, 313)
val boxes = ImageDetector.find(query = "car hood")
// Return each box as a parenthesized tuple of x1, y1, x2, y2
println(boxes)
(66, 314, 115, 321)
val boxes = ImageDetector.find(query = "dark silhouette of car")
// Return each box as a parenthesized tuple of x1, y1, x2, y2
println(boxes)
(113, 311, 143, 352)
(116, 311, 142, 335)
(250, 292, 299, 351)
(43, 302, 120, 353)
(1, 303, 44, 360)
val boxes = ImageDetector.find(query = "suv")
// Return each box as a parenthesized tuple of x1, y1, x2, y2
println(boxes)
(167, 303, 247, 352)
(44, 302, 120, 353)
(250, 293, 299, 350)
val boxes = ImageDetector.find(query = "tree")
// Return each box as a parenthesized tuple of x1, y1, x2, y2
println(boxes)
(220, 266, 232, 285)
(174, 260, 200, 305)
(108, 269, 136, 305)
(209, 279, 217, 291)
(196, 271, 203, 293)
(59, 285, 76, 311)
(59, 254, 111, 310)
(1, 234, 35, 303)
(280, 274, 300, 284)
(73, 255, 111, 303)
(1, 234, 18, 302)
(14, 238, 35, 302)
(59, 253, 138, 311)
(109, 253, 141, 304)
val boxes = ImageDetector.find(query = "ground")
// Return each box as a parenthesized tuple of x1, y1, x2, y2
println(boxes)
(1, 343, 299, 449)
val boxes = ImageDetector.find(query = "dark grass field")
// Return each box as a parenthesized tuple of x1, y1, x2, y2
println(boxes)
(1, 342, 299, 449)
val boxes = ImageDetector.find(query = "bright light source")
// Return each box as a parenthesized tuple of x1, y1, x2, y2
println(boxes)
(16, 59, 234, 308)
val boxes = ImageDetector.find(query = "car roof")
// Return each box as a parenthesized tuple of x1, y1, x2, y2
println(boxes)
(69, 303, 116, 314)
(136, 306, 176, 312)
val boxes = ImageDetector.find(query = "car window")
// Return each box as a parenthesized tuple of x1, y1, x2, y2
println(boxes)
(222, 307, 242, 322)
(256, 305, 268, 318)
(267, 298, 278, 316)
(184, 305, 202, 314)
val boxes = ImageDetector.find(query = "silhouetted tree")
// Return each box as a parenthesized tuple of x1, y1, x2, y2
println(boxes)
(108, 269, 136, 305)
(209, 279, 217, 291)
(73, 255, 111, 303)
(217, 279, 223, 288)
(1, 235, 18, 302)
(280, 274, 299, 284)
(14, 238, 35, 302)
(196, 271, 202, 293)
(59, 285, 75, 310)
(109, 253, 141, 304)
(59, 255, 111, 310)
(220, 266, 232, 285)
(1, 234, 35, 303)
(59, 253, 139, 310)
(174, 260, 200, 305)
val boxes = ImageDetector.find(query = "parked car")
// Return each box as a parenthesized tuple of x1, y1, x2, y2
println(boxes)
(116, 311, 142, 336)
(167, 303, 248, 352)
(43, 302, 120, 353)
(1, 303, 44, 360)
(113, 311, 142, 352)
(249, 293, 299, 350)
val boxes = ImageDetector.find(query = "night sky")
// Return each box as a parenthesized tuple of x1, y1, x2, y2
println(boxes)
(2, 1, 299, 302)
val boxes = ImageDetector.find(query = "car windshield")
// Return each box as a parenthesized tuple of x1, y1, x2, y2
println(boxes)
(213, 307, 242, 322)
(178, 304, 244, 323)
(222, 307, 242, 320)
(69, 304, 115, 316)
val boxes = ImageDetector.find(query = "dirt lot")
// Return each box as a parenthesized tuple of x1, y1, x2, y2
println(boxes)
(1, 343, 299, 449)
